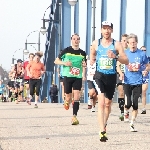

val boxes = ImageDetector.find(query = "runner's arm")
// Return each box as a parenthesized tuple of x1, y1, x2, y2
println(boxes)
(41, 64, 46, 75)
(82, 66, 86, 79)
(90, 41, 96, 65)
(115, 42, 129, 65)
(116, 61, 123, 75)
(20, 67, 25, 77)
(143, 54, 150, 71)
(54, 48, 67, 65)
(54, 58, 66, 65)
(26, 63, 31, 75)
(9, 66, 15, 77)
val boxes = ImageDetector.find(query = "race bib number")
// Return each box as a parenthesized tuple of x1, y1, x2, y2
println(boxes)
(69, 67, 80, 76)
(121, 64, 125, 72)
(128, 63, 140, 72)
(16, 79, 23, 82)
(99, 58, 113, 69)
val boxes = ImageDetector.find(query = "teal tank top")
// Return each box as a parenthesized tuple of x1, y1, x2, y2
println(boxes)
(96, 38, 117, 74)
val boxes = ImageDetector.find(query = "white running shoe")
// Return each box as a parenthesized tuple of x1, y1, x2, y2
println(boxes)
(130, 123, 137, 132)
(88, 100, 92, 109)
(91, 106, 95, 112)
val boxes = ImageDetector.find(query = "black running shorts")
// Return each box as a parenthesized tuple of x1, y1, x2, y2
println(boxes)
(63, 77, 82, 94)
(59, 77, 64, 83)
(93, 71, 116, 100)
(87, 80, 98, 95)
(116, 73, 124, 87)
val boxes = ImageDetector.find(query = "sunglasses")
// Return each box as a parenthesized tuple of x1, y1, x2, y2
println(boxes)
(142, 50, 146, 51)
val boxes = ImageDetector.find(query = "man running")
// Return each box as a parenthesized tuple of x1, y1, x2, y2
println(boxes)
(9, 59, 24, 104)
(116, 34, 128, 121)
(54, 33, 87, 125)
(87, 51, 97, 112)
(124, 34, 149, 132)
(27, 52, 45, 108)
(90, 21, 129, 142)
(23, 53, 34, 104)
(140, 46, 149, 114)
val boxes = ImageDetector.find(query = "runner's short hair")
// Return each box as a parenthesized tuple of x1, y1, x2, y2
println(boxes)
(121, 34, 128, 38)
(29, 53, 34, 57)
(127, 33, 138, 43)
(140, 46, 146, 49)
(71, 33, 80, 40)
(35, 51, 43, 58)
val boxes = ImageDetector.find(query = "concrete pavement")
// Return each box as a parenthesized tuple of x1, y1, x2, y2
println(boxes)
(0, 102, 150, 150)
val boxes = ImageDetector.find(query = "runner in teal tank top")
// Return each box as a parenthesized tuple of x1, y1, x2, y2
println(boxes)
(90, 21, 129, 142)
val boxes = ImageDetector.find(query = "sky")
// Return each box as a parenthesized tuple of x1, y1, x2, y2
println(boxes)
(0, 0, 145, 71)
(0, 0, 51, 71)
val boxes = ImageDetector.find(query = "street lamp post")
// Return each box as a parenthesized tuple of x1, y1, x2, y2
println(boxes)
(91, 0, 96, 41)
(24, 30, 41, 53)
(12, 48, 29, 65)
(67, 0, 78, 6)
(40, 2, 62, 103)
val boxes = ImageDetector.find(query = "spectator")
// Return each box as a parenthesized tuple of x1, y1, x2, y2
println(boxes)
(49, 84, 58, 103)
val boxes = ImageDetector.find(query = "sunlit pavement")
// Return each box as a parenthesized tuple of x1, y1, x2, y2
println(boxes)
(0, 102, 150, 150)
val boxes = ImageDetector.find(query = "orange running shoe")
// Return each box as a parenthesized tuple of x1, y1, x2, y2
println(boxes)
(64, 100, 69, 110)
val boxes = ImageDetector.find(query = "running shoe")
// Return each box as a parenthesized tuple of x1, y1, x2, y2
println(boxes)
(130, 123, 137, 132)
(71, 116, 79, 125)
(64, 100, 69, 110)
(99, 131, 108, 142)
(141, 109, 146, 114)
(119, 114, 124, 121)
(88, 100, 92, 109)
(124, 112, 129, 122)
(91, 106, 95, 112)
(34, 104, 38, 108)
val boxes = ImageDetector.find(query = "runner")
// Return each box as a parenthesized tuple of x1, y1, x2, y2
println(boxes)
(27, 52, 45, 108)
(8, 72, 16, 102)
(124, 34, 149, 132)
(90, 21, 129, 142)
(0, 80, 5, 102)
(86, 51, 97, 112)
(9, 59, 24, 104)
(140, 46, 149, 114)
(23, 53, 34, 105)
(116, 34, 128, 121)
(54, 33, 87, 125)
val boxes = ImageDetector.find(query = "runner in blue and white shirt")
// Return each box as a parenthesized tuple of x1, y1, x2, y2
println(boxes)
(87, 53, 97, 112)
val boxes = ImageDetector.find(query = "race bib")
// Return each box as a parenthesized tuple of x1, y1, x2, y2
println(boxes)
(69, 67, 80, 76)
(99, 58, 113, 69)
(16, 79, 23, 82)
(120, 64, 125, 72)
(128, 63, 140, 72)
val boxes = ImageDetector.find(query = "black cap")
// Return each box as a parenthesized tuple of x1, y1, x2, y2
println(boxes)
(17, 59, 23, 63)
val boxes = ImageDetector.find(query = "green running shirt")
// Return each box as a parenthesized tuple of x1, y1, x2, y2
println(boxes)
(58, 47, 86, 78)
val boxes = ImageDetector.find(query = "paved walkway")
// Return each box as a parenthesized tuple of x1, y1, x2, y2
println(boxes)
(0, 102, 150, 150)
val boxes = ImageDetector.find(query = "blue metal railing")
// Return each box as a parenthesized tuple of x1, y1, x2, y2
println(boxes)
(40, 0, 58, 102)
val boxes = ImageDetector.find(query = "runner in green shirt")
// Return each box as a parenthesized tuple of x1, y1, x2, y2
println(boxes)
(54, 33, 86, 125)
